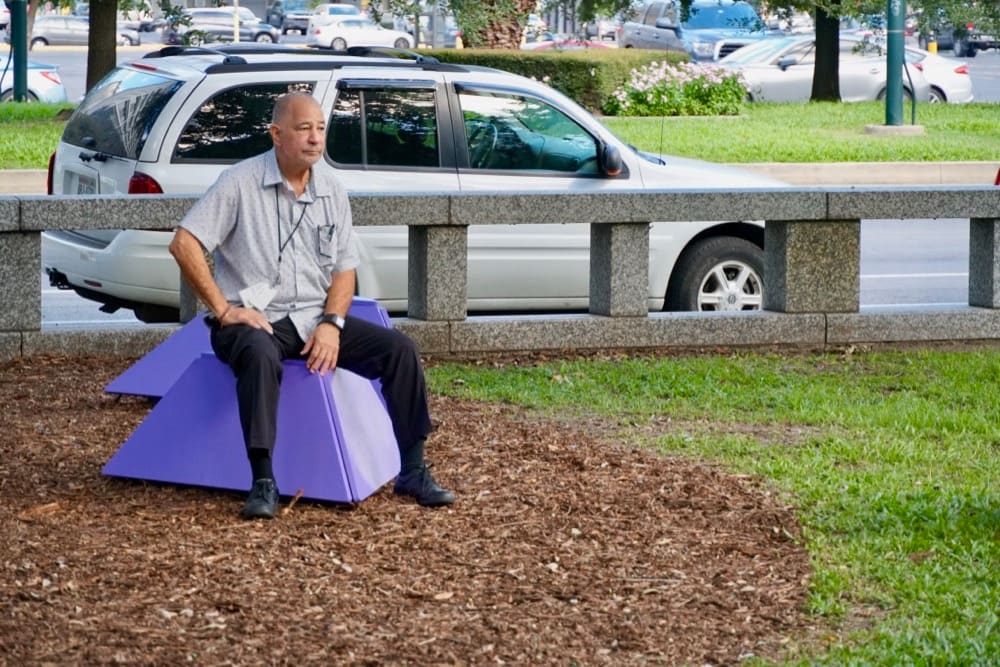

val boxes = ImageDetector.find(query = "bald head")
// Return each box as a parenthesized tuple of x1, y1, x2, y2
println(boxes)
(271, 91, 320, 126)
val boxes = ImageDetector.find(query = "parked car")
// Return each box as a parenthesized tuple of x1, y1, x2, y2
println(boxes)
(916, 13, 999, 57)
(521, 38, 614, 51)
(44, 43, 783, 323)
(162, 7, 280, 45)
(265, 0, 313, 34)
(21, 14, 141, 48)
(308, 3, 363, 28)
(718, 35, 931, 103)
(306, 17, 413, 50)
(905, 47, 974, 103)
(620, 0, 773, 60)
(584, 17, 620, 41)
(0, 56, 68, 102)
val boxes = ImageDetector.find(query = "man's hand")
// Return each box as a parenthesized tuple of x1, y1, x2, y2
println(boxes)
(301, 322, 341, 375)
(220, 306, 274, 334)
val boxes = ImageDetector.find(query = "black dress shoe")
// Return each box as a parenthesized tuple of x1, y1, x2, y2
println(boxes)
(242, 478, 279, 519)
(393, 465, 455, 507)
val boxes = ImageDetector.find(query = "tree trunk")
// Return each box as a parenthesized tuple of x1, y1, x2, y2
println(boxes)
(477, 0, 537, 48)
(86, 0, 118, 93)
(811, 3, 841, 102)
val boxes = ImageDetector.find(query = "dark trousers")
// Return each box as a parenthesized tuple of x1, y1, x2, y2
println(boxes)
(209, 315, 432, 464)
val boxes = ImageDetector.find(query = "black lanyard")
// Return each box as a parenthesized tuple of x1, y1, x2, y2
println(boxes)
(274, 184, 309, 286)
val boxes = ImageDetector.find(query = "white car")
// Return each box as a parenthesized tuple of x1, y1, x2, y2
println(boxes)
(719, 34, 931, 102)
(44, 44, 781, 322)
(307, 3, 362, 28)
(306, 17, 413, 50)
(905, 47, 974, 103)
(0, 56, 68, 103)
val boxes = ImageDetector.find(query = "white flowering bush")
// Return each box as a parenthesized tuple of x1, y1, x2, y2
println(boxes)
(604, 61, 749, 116)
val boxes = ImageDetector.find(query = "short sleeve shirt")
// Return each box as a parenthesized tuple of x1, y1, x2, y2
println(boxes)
(179, 149, 361, 341)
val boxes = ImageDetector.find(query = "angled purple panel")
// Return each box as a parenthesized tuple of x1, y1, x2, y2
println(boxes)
(103, 355, 397, 503)
(105, 297, 392, 399)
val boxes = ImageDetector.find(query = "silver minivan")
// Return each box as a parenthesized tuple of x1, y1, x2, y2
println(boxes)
(45, 45, 781, 322)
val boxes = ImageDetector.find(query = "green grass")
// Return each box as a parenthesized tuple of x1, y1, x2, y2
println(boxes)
(2, 99, 999, 169)
(426, 348, 1000, 665)
(602, 101, 1000, 163)
(0, 102, 75, 169)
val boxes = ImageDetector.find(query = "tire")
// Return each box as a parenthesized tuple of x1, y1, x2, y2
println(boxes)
(255, 33, 275, 43)
(1, 90, 39, 102)
(665, 237, 764, 312)
(393, 37, 410, 49)
(953, 38, 969, 57)
(29, 37, 47, 49)
(929, 87, 946, 103)
(332, 37, 347, 50)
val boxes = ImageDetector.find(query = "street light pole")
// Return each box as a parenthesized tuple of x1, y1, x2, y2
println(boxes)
(885, 0, 905, 125)
(9, 0, 28, 101)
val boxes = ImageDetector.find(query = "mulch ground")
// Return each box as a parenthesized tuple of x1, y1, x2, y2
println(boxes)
(1, 355, 814, 665)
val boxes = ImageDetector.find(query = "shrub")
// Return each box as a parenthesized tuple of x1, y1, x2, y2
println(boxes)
(603, 61, 748, 116)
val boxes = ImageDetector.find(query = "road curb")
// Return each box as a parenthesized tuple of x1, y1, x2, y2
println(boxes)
(2, 162, 997, 195)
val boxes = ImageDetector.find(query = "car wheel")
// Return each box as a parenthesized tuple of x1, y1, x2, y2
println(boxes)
(665, 237, 764, 312)
(953, 38, 969, 57)
(393, 37, 410, 49)
(0, 89, 39, 102)
(255, 33, 275, 43)
(332, 37, 347, 50)
(929, 87, 946, 103)
(29, 37, 47, 49)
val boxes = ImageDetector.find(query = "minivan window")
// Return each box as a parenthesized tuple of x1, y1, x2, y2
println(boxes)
(62, 68, 182, 160)
(173, 82, 314, 162)
(327, 87, 439, 168)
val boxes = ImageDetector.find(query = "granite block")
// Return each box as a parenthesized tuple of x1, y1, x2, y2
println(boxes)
(19, 195, 197, 231)
(408, 226, 467, 321)
(0, 198, 18, 232)
(827, 308, 1000, 343)
(827, 186, 1000, 220)
(0, 232, 41, 331)
(24, 327, 177, 358)
(590, 223, 648, 317)
(764, 220, 860, 313)
(0, 333, 21, 362)
(969, 218, 1000, 308)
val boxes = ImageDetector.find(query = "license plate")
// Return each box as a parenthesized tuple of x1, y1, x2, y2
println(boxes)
(77, 175, 96, 195)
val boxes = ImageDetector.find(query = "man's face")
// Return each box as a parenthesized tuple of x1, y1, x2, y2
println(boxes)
(270, 95, 326, 170)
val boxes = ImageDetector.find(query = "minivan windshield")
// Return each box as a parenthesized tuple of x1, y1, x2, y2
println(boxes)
(62, 67, 182, 159)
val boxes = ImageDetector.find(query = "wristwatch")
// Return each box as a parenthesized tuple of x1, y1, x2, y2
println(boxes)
(319, 313, 346, 331)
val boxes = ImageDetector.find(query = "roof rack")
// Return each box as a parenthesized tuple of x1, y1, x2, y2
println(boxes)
(143, 45, 249, 64)
(144, 43, 440, 65)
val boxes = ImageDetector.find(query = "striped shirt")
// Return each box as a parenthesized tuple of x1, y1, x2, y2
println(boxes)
(179, 149, 361, 340)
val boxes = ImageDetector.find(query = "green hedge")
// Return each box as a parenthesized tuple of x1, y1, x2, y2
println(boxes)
(418, 48, 688, 112)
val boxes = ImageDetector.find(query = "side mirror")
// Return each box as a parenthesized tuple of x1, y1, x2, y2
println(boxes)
(600, 144, 623, 177)
(777, 56, 797, 70)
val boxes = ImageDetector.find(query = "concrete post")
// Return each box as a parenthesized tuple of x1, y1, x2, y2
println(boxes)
(408, 225, 467, 321)
(764, 220, 860, 313)
(968, 218, 1000, 308)
(590, 222, 649, 317)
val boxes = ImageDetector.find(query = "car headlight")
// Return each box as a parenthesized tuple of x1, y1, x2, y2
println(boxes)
(691, 40, 715, 57)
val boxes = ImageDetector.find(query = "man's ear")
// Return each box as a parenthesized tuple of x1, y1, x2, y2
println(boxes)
(268, 124, 281, 146)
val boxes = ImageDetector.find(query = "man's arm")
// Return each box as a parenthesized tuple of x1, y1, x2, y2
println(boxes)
(168, 227, 272, 332)
(300, 268, 356, 375)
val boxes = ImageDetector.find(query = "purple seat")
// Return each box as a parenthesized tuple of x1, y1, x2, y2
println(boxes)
(102, 298, 400, 503)
(106, 296, 392, 398)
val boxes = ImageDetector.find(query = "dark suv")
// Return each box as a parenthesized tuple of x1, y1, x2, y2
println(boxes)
(162, 7, 281, 45)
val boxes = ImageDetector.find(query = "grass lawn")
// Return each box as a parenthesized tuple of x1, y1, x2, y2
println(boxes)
(1, 101, 998, 169)
(426, 347, 999, 664)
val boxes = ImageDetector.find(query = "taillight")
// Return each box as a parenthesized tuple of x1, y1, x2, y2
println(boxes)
(46, 152, 55, 195)
(954, 64, 969, 75)
(39, 70, 62, 85)
(994, 167, 999, 187)
(128, 172, 164, 194)
(911, 62, 924, 71)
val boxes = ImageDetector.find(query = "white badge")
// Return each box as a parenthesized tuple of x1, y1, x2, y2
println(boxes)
(238, 281, 277, 311)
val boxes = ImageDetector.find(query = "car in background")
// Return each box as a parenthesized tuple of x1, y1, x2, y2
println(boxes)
(621, 0, 773, 60)
(22, 14, 141, 48)
(718, 34, 931, 102)
(1, 5, 10, 32)
(584, 17, 620, 41)
(265, 0, 313, 34)
(0, 56, 68, 102)
(162, 7, 280, 45)
(308, 3, 362, 28)
(43, 43, 782, 322)
(916, 14, 999, 57)
(905, 47, 973, 103)
(306, 17, 413, 50)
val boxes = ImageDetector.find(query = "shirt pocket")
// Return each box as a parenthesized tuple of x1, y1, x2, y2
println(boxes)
(317, 225, 337, 262)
